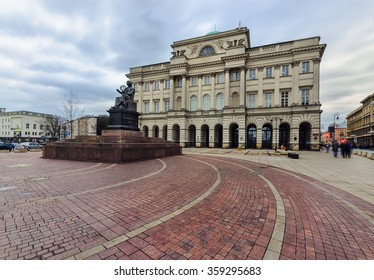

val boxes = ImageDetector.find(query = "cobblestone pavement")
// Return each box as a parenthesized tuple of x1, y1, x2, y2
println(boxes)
(0, 149, 373, 260)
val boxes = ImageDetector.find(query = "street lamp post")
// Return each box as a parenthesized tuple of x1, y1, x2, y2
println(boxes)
(333, 112, 340, 141)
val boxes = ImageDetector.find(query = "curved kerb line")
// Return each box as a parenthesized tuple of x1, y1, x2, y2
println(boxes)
(67, 157, 221, 260)
(273, 167, 374, 225)
(207, 157, 285, 260)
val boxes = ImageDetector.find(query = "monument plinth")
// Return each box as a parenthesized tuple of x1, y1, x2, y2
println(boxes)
(107, 107, 140, 131)
(43, 80, 182, 163)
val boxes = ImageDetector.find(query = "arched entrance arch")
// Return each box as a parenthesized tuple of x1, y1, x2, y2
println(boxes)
(143, 126, 149, 137)
(188, 125, 196, 147)
(214, 124, 223, 148)
(229, 123, 239, 148)
(172, 124, 180, 144)
(299, 122, 312, 150)
(201, 124, 209, 148)
(247, 124, 257, 149)
(279, 123, 290, 149)
(262, 124, 272, 149)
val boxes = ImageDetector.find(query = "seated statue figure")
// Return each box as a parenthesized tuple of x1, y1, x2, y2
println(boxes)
(113, 80, 136, 110)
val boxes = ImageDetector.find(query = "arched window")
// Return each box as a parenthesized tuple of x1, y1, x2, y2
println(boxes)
(216, 93, 224, 110)
(190, 95, 198, 111)
(199, 46, 216, 56)
(202, 94, 211, 111)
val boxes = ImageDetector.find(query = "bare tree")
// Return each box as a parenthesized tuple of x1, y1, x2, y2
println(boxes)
(38, 114, 63, 141)
(62, 91, 85, 139)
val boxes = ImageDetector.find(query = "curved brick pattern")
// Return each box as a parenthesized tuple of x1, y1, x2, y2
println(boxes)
(1, 150, 373, 260)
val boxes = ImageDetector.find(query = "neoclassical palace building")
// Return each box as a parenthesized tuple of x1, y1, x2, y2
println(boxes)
(127, 27, 326, 150)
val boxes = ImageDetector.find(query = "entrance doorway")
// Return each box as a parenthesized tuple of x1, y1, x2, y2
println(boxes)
(247, 124, 257, 148)
(229, 123, 239, 148)
(299, 122, 311, 150)
(262, 124, 272, 149)
(201, 125, 209, 147)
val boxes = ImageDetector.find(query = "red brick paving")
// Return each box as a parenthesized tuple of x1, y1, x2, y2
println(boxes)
(0, 152, 373, 260)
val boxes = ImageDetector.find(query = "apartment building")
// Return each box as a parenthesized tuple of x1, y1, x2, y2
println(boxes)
(347, 93, 374, 148)
(0, 108, 53, 143)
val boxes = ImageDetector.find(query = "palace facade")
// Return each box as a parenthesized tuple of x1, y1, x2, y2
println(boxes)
(127, 27, 326, 150)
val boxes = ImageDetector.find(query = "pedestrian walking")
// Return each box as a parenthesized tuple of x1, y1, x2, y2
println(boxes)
(332, 140, 339, 158)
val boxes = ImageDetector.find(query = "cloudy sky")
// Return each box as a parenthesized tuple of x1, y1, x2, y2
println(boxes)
(1, 0, 373, 130)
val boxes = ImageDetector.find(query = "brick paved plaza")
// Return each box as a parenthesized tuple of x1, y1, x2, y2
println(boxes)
(0, 149, 373, 260)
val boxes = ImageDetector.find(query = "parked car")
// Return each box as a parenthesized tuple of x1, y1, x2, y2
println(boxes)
(19, 142, 43, 151)
(0, 143, 12, 151)
(14, 144, 27, 152)
(5, 143, 15, 150)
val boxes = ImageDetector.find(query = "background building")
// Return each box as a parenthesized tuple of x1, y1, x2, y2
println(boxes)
(347, 93, 374, 149)
(60, 115, 109, 140)
(127, 27, 326, 150)
(0, 109, 53, 143)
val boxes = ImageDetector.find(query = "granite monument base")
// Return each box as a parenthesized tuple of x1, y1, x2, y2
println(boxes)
(107, 107, 140, 131)
(43, 130, 182, 163)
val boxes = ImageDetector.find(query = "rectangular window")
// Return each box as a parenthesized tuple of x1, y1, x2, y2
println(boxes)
(164, 80, 170, 89)
(177, 78, 182, 87)
(144, 101, 150, 113)
(164, 99, 170, 112)
(190, 76, 197, 86)
(232, 71, 239, 81)
(281, 91, 289, 107)
(301, 61, 310, 74)
(154, 81, 160, 91)
(154, 100, 159, 113)
(33, 124, 36, 129)
(264, 92, 272, 107)
(301, 89, 310, 105)
(203, 75, 210, 85)
(248, 94, 256, 108)
(26, 123, 30, 129)
(281, 65, 289, 76)
(216, 73, 224, 84)
(144, 82, 150, 91)
(249, 69, 256, 80)
(265, 67, 272, 78)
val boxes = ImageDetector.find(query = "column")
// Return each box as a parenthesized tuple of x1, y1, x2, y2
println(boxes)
(137, 82, 143, 113)
(239, 67, 246, 106)
(274, 64, 280, 106)
(160, 79, 164, 112)
(149, 82, 154, 113)
(210, 73, 216, 110)
(313, 58, 321, 103)
(256, 127, 262, 149)
(257, 66, 264, 107)
(170, 76, 174, 110)
(198, 75, 202, 110)
(182, 75, 187, 110)
(224, 68, 230, 107)
(291, 61, 300, 104)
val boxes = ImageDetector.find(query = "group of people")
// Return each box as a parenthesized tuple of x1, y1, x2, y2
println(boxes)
(326, 139, 353, 158)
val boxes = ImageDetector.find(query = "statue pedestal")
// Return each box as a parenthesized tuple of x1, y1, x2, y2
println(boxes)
(107, 107, 140, 131)
(42, 81, 182, 163)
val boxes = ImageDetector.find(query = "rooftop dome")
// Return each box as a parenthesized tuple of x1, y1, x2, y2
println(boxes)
(206, 30, 220, 36)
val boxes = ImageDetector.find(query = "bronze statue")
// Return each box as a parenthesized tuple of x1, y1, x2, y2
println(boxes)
(113, 80, 136, 110)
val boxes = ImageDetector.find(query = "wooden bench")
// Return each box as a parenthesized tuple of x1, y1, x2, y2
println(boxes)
(288, 152, 299, 159)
